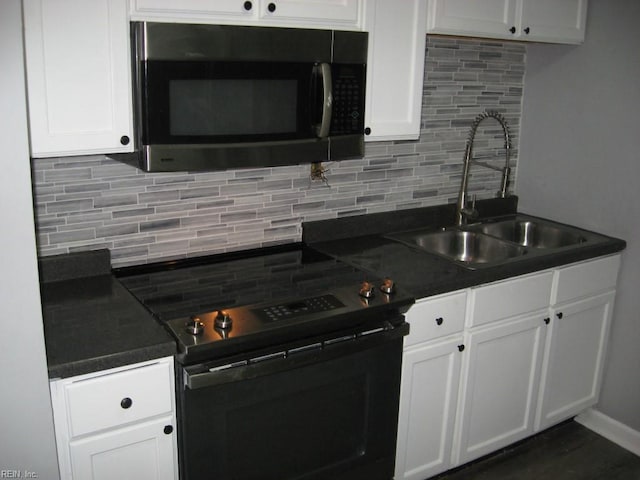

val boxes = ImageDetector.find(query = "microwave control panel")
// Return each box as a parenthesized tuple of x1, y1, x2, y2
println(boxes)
(331, 65, 365, 135)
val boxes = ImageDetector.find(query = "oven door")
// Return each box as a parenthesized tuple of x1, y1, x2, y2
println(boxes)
(177, 323, 407, 480)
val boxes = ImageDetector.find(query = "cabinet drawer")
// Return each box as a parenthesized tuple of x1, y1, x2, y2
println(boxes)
(66, 361, 173, 438)
(405, 291, 466, 346)
(469, 271, 553, 327)
(554, 255, 620, 305)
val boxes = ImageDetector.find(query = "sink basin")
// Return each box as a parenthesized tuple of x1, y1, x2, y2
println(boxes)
(468, 219, 587, 249)
(387, 230, 527, 268)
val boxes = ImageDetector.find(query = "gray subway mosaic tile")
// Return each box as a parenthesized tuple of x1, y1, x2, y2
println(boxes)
(32, 36, 525, 266)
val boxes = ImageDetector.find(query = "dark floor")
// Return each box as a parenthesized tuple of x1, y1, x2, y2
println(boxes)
(434, 420, 640, 480)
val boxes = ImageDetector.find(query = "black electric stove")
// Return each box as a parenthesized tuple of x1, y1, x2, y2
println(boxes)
(117, 243, 414, 480)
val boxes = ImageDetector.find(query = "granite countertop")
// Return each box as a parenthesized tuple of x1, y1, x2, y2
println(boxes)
(303, 198, 627, 299)
(39, 250, 176, 379)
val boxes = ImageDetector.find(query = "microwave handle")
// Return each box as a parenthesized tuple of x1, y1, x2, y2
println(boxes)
(315, 63, 333, 138)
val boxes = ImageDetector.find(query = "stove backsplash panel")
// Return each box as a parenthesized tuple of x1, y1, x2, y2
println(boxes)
(31, 37, 526, 267)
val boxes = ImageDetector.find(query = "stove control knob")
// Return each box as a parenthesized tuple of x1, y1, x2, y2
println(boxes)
(215, 310, 233, 329)
(380, 277, 395, 295)
(185, 316, 204, 335)
(359, 281, 375, 299)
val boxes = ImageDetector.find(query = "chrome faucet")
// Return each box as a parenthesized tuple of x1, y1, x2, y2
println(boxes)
(456, 110, 512, 226)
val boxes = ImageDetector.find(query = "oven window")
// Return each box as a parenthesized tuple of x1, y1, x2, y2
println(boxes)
(169, 79, 298, 136)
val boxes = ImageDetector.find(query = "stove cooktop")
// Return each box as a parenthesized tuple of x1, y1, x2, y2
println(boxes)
(117, 244, 415, 363)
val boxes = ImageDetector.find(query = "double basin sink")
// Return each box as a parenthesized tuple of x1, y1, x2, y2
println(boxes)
(385, 215, 605, 269)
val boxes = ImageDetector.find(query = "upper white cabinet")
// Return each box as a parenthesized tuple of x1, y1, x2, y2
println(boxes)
(130, 0, 363, 30)
(363, 0, 427, 141)
(23, 0, 134, 158)
(426, 0, 588, 44)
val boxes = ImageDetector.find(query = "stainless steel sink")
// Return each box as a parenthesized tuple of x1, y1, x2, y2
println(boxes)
(385, 215, 606, 269)
(467, 219, 587, 249)
(387, 229, 527, 268)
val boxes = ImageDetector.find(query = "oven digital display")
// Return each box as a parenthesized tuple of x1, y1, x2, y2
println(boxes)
(254, 294, 345, 322)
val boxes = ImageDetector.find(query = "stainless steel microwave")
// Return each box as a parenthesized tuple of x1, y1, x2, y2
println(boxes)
(129, 22, 368, 172)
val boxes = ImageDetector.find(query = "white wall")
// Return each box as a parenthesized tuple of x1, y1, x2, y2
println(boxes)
(518, 0, 640, 430)
(0, 0, 60, 477)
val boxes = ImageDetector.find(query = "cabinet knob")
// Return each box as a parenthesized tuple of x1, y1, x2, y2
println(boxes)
(364, 127, 372, 135)
(120, 397, 133, 409)
(556, 312, 564, 319)
(163, 425, 174, 435)
(435, 317, 444, 326)
(509, 26, 516, 34)
(243, 1, 252, 10)
(120, 135, 130, 146)
(268, 2, 276, 12)
(524, 27, 531, 34)
(544, 317, 550, 325)
(458, 344, 465, 352)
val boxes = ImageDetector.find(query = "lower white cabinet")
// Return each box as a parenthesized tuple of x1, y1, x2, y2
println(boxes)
(69, 416, 176, 480)
(395, 291, 466, 480)
(395, 337, 463, 480)
(50, 357, 178, 480)
(453, 313, 546, 465)
(395, 254, 620, 479)
(536, 292, 615, 430)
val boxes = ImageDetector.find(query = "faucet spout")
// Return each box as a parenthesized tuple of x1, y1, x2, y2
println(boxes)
(455, 110, 512, 226)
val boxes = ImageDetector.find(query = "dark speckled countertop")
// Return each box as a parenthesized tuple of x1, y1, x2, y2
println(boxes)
(39, 250, 176, 379)
(303, 199, 627, 299)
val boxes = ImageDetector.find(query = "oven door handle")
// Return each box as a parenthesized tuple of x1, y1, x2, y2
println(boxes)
(314, 62, 333, 138)
(184, 321, 408, 390)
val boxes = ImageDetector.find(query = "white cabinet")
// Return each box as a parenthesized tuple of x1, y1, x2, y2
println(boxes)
(454, 313, 547, 465)
(395, 291, 466, 480)
(130, 0, 363, 30)
(23, 0, 134, 157)
(395, 254, 620, 478)
(427, 0, 517, 39)
(536, 255, 620, 430)
(69, 416, 176, 480)
(363, 0, 427, 141)
(453, 272, 552, 465)
(50, 357, 178, 480)
(426, 0, 588, 44)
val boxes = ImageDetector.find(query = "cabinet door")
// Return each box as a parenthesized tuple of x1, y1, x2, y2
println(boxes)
(426, 0, 517, 39)
(536, 291, 615, 430)
(131, 0, 256, 20)
(258, 0, 361, 27)
(69, 416, 177, 480)
(23, 0, 133, 157)
(520, 0, 587, 44)
(454, 314, 546, 465)
(395, 337, 463, 480)
(364, 0, 427, 141)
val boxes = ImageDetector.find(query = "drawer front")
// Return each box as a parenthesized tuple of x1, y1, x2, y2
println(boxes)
(66, 361, 173, 438)
(405, 291, 466, 346)
(554, 254, 620, 305)
(470, 271, 553, 327)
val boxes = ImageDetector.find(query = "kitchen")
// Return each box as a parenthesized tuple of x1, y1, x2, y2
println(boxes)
(1, 0, 639, 479)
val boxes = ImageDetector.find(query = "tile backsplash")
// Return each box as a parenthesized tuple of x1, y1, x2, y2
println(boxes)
(32, 37, 526, 267)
